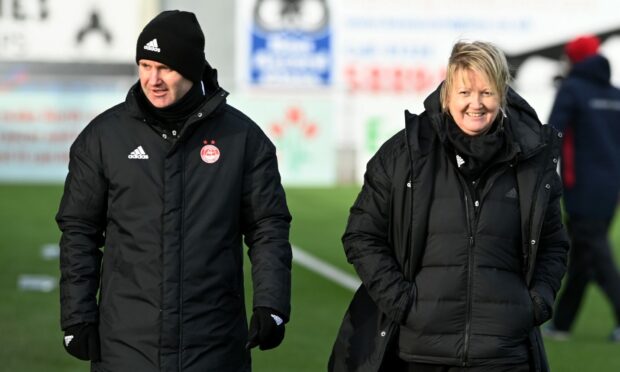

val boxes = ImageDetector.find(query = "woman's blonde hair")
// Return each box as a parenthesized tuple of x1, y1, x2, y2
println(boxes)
(440, 41, 511, 112)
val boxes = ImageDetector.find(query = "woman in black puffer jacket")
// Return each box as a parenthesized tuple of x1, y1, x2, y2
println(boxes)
(330, 41, 569, 372)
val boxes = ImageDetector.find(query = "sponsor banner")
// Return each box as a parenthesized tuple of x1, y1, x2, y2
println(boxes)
(0, 88, 127, 182)
(335, 0, 620, 96)
(333, 0, 620, 181)
(0, 0, 141, 62)
(237, 0, 333, 87)
(229, 92, 336, 185)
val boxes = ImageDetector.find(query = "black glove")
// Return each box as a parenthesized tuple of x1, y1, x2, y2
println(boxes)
(63, 323, 101, 361)
(532, 295, 552, 326)
(246, 307, 286, 350)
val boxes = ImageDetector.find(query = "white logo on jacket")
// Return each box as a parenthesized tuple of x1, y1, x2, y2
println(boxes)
(128, 146, 149, 159)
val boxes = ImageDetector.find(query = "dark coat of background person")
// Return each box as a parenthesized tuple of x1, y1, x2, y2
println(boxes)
(56, 62, 292, 371)
(329, 87, 569, 372)
(546, 36, 620, 340)
(548, 54, 620, 219)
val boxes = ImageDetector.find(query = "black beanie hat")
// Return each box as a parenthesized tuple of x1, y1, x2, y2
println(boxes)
(136, 10, 206, 82)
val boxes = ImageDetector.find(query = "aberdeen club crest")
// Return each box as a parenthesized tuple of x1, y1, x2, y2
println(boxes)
(200, 140, 220, 164)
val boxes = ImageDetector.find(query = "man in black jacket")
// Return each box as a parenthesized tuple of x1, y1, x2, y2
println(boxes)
(57, 10, 292, 372)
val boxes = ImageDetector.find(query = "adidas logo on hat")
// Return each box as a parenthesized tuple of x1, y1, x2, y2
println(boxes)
(143, 38, 161, 53)
(135, 11, 207, 82)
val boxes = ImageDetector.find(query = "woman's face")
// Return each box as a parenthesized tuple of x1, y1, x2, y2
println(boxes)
(446, 68, 500, 136)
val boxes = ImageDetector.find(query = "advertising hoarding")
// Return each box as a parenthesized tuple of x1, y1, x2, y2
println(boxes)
(0, 0, 141, 62)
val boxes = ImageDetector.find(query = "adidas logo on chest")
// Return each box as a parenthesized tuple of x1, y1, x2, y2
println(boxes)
(128, 146, 149, 159)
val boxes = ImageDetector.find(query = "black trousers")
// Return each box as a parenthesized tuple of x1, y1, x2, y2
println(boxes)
(553, 217, 620, 330)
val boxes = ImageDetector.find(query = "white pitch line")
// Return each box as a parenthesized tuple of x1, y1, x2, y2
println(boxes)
(292, 245, 361, 292)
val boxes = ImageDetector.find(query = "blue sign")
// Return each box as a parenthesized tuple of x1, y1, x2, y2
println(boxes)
(250, 0, 332, 86)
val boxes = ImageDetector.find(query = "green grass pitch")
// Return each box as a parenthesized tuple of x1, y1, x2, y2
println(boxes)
(0, 185, 618, 371)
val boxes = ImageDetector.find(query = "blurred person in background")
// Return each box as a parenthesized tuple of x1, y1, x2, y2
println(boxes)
(329, 41, 569, 372)
(56, 10, 292, 371)
(545, 35, 620, 342)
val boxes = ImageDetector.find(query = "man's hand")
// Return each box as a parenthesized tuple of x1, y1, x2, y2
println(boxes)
(63, 323, 101, 361)
(246, 307, 286, 350)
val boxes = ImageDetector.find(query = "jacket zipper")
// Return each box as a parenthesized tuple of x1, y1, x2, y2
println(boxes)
(178, 149, 186, 371)
(445, 145, 520, 365)
(447, 153, 479, 367)
(462, 192, 475, 367)
(461, 164, 516, 366)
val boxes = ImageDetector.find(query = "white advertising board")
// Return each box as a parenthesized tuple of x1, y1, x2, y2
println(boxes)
(0, 87, 129, 182)
(0, 0, 141, 62)
(229, 92, 336, 186)
(332, 0, 620, 181)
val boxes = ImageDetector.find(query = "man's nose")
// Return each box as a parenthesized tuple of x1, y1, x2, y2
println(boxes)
(148, 70, 161, 85)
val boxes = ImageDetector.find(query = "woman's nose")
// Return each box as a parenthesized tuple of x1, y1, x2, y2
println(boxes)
(472, 95, 484, 108)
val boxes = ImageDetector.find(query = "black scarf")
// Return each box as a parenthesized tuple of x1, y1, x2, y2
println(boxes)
(137, 81, 206, 129)
(444, 114, 508, 180)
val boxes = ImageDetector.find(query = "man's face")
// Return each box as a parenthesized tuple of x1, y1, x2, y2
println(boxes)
(138, 59, 193, 108)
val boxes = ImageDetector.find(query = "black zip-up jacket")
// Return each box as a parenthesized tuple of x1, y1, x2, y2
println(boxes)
(329, 86, 569, 371)
(56, 66, 292, 372)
